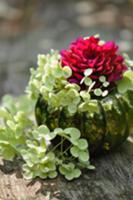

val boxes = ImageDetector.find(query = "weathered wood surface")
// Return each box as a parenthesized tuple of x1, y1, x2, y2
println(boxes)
(0, 137, 133, 200)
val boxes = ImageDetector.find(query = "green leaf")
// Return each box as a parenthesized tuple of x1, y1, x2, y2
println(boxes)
(65, 84, 80, 91)
(63, 66, 72, 78)
(1, 95, 16, 113)
(124, 70, 133, 79)
(0, 108, 12, 120)
(73, 96, 81, 105)
(59, 166, 67, 175)
(46, 162, 56, 171)
(37, 54, 46, 67)
(38, 125, 50, 135)
(7, 120, 16, 131)
(65, 173, 74, 181)
(77, 139, 88, 150)
(25, 159, 34, 168)
(94, 88, 102, 96)
(2, 147, 16, 161)
(0, 49, 94, 182)
(64, 128, 80, 140)
(68, 104, 77, 114)
(78, 102, 88, 112)
(68, 162, 75, 169)
(73, 168, 81, 178)
(23, 170, 34, 180)
(84, 77, 92, 86)
(48, 171, 58, 179)
(39, 173, 48, 179)
(47, 152, 55, 161)
(0, 140, 9, 145)
(84, 68, 93, 77)
(67, 89, 79, 98)
(26, 140, 37, 149)
(52, 65, 63, 78)
(60, 163, 75, 171)
(87, 165, 95, 170)
(99, 76, 106, 82)
(54, 128, 63, 135)
(103, 81, 109, 87)
(79, 151, 89, 162)
(70, 139, 78, 146)
(33, 125, 55, 141)
(78, 100, 98, 113)
(80, 91, 90, 102)
(124, 55, 133, 67)
(117, 76, 133, 94)
(44, 76, 55, 91)
(70, 146, 79, 157)
(2, 94, 14, 105)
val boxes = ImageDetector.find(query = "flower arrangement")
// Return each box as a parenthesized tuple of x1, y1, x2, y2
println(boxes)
(0, 35, 133, 181)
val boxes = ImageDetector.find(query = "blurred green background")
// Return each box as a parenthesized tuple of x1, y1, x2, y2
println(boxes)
(0, 0, 133, 97)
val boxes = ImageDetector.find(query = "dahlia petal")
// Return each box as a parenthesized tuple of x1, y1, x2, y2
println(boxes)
(73, 72, 83, 80)
(60, 36, 128, 90)
(103, 41, 118, 51)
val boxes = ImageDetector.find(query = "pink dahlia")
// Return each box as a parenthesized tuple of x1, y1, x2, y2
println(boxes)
(60, 36, 127, 90)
